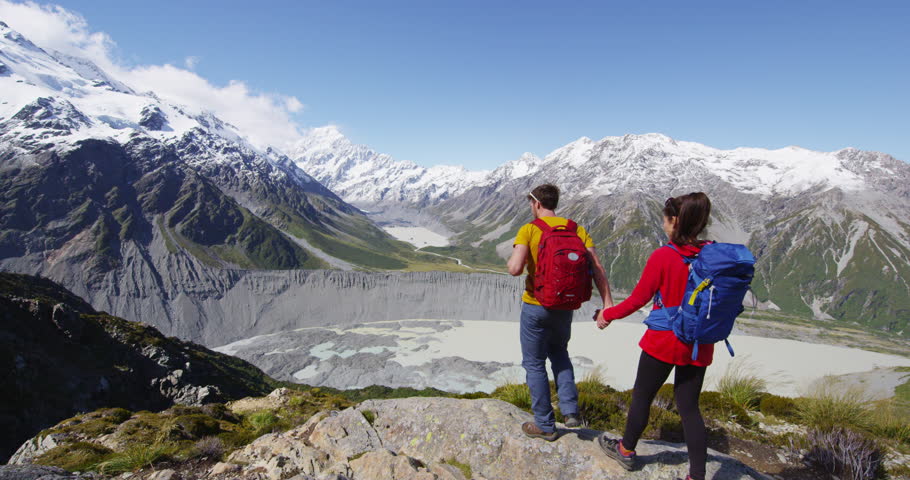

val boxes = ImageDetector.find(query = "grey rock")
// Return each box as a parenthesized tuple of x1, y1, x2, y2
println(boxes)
(139, 105, 169, 131)
(356, 397, 768, 480)
(226, 397, 767, 480)
(8, 434, 62, 465)
(307, 409, 382, 461)
(209, 462, 241, 476)
(0, 465, 90, 479)
(147, 470, 180, 480)
(51, 303, 83, 339)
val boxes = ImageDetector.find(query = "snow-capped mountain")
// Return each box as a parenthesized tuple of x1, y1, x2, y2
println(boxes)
(291, 126, 491, 206)
(0, 20, 425, 301)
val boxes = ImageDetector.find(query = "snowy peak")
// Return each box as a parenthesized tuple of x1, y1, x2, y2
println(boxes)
(0, 21, 245, 151)
(49, 50, 135, 94)
(292, 127, 490, 205)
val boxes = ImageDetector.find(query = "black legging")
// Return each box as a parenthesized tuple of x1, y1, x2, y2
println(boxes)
(622, 350, 708, 480)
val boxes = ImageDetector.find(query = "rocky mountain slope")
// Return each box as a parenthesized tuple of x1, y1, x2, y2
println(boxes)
(0, 272, 277, 463)
(293, 129, 910, 335)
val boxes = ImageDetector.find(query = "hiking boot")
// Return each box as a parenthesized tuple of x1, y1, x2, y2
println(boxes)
(598, 435, 635, 471)
(564, 414, 581, 428)
(522, 422, 557, 441)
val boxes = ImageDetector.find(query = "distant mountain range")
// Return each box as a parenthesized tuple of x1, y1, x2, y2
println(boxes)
(1, 19, 907, 336)
(294, 130, 910, 335)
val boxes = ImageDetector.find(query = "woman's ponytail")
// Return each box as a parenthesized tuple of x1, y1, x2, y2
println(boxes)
(663, 192, 711, 246)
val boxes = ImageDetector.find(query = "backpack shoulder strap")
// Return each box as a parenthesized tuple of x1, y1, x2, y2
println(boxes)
(531, 218, 553, 233)
(663, 243, 695, 265)
(564, 219, 578, 233)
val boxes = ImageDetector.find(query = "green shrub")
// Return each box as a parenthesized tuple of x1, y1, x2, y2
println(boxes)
(247, 410, 280, 434)
(759, 394, 799, 421)
(217, 428, 260, 449)
(200, 403, 234, 421)
(576, 392, 625, 432)
(715, 360, 767, 411)
(101, 408, 133, 424)
(456, 391, 491, 400)
(491, 382, 532, 411)
(644, 406, 684, 442)
(798, 379, 871, 431)
(699, 391, 752, 427)
(34, 442, 113, 472)
(174, 414, 221, 438)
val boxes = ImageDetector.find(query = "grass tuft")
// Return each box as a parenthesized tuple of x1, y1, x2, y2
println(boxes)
(715, 358, 767, 411)
(97, 443, 173, 474)
(798, 378, 872, 431)
(491, 381, 532, 411)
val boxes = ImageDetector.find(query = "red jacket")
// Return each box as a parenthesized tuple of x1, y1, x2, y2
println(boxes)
(601, 242, 714, 366)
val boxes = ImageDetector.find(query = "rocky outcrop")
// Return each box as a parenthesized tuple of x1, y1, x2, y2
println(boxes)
(139, 105, 169, 131)
(219, 397, 766, 480)
(0, 273, 275, 463)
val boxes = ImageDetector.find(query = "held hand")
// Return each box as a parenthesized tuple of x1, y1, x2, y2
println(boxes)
(594, 309, 612, 330)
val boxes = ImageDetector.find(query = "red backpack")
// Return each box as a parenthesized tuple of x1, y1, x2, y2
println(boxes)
(531, 219, 593, 310)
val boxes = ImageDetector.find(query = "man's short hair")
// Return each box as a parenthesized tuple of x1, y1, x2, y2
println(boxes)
(528, 184, 559, 210)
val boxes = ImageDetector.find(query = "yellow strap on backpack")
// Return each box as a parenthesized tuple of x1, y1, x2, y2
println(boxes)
(688, 278, 713, 305)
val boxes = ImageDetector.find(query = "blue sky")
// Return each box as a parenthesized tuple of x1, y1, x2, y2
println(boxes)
(19, 1, 910, 168)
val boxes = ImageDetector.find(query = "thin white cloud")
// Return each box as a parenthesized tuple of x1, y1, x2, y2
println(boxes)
(0, 0, 309, 152)
(184, 55, 199, 70)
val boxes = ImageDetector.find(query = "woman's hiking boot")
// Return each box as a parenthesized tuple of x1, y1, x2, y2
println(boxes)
(599, 435, 636, 471)
(564, 414, 581, 428)
(522, 422, 558, 441)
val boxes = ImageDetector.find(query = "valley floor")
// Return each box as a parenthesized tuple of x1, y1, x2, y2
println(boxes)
(216, 319, 910, 398)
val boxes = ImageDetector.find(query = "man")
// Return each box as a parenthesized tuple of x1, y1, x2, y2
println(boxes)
(507, 183, 614, 441)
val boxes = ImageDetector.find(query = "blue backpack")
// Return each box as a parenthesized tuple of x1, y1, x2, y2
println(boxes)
(644, 242, 756, 360)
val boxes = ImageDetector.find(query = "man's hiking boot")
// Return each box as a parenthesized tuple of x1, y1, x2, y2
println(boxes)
(522, 422, 558, 441)
(564, 414, 581, 428)
(598, 435, 636, 471)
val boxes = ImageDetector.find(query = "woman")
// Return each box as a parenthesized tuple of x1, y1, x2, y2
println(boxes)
(597, 192, 713, 480)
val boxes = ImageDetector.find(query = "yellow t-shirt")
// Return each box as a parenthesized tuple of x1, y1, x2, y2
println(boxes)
(514, 216, 594, 305)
